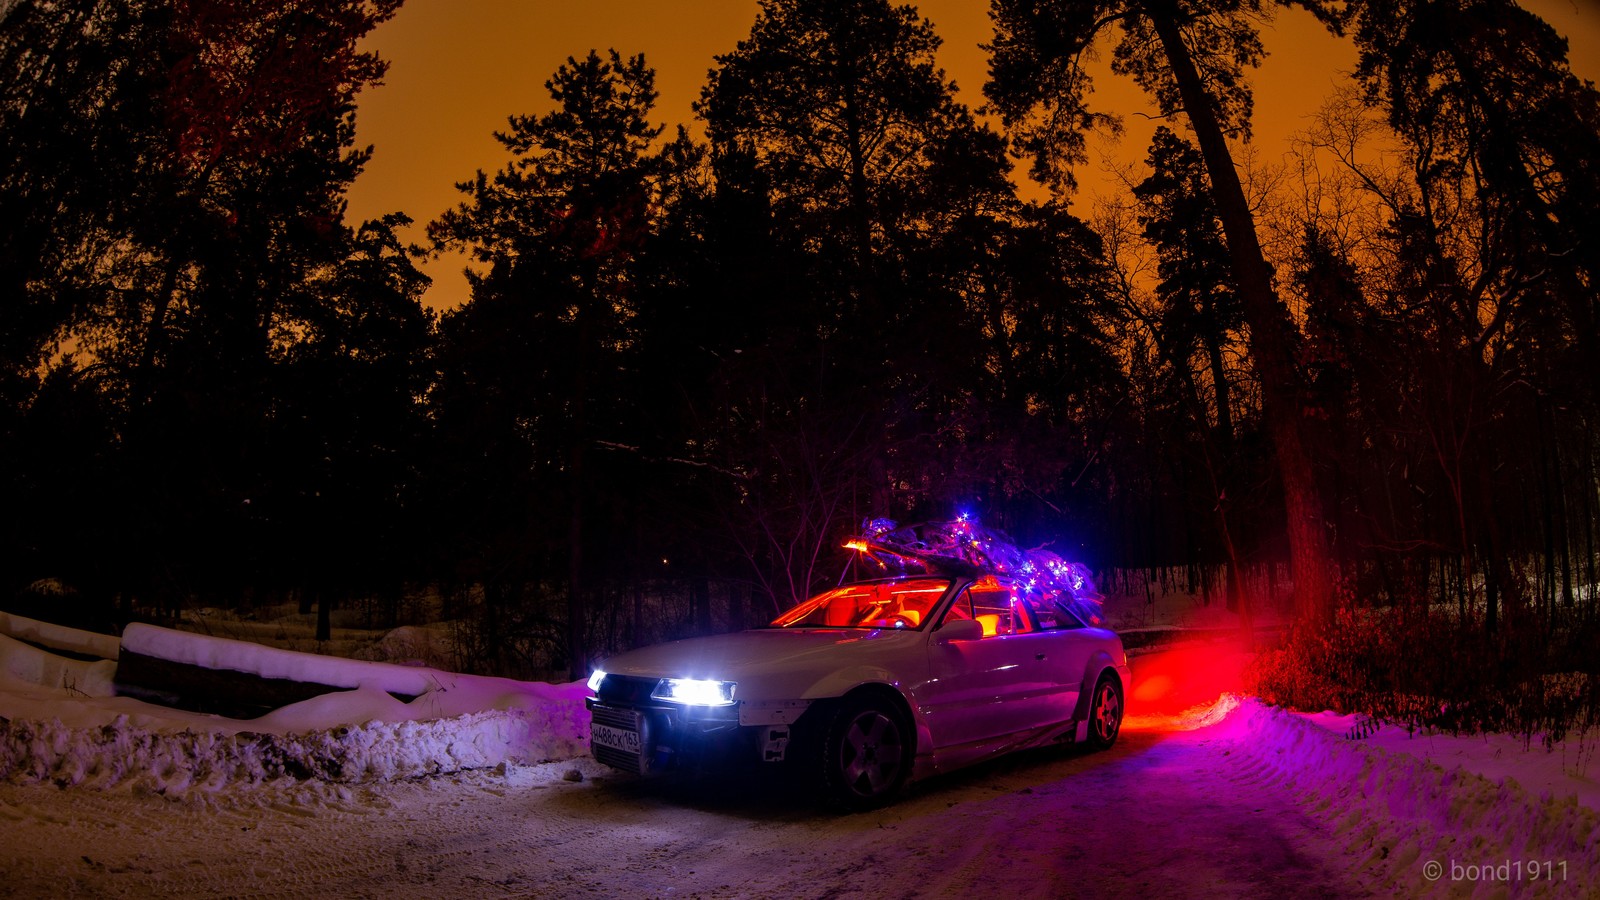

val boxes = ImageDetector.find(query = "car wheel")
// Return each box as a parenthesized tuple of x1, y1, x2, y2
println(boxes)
(1085, 672, 1123, 750)
(819, 694, 911, 810)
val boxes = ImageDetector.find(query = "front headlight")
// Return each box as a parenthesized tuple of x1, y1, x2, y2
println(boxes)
(651, 677, 737, 706)
(586, 669, 606, 694)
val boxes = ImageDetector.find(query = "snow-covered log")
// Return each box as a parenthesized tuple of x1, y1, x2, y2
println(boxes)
(0, 633, 118, 698)
(0, 612, 120, 660)
(120, 623, 446, 697)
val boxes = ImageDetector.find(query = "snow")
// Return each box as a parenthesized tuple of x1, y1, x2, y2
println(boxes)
(0, 633, 118, 699)
(0, 695, 590, 794)
(2, 617, 1597, 896)
(1226, 697, 1599, 896)
(1295, 709, 1600, 819)
(3, 621, 590, 794)
(0, 611, 120, 660)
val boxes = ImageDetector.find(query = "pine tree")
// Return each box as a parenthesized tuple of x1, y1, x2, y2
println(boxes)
(431, 50, 669, 678)
(987, 0, 1341, 626)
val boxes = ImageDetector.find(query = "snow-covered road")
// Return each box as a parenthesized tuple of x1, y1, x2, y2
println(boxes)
(3, 714, 1370, 899)
(3, 627, 1595, 899)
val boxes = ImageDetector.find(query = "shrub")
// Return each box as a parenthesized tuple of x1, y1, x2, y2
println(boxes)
(1247, 589, 1599, 747)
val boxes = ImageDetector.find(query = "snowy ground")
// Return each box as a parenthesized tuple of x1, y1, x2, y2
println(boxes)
(2, 616, 1597, 897)
(4, 692, 1595, 899)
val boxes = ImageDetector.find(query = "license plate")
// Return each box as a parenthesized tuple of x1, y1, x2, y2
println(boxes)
(592, 721, 641, 755)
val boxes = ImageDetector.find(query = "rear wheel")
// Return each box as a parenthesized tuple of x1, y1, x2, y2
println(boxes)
(1084, 673, 1123, 750)
(818, 694, 911, 810)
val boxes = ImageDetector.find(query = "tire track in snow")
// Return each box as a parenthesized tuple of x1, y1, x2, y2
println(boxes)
(0, 716, 1394, 898)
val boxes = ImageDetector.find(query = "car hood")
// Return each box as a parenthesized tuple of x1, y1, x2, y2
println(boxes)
(598, 628, 923, 695)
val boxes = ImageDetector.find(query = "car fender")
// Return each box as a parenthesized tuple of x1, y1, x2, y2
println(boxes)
(790, 667, 937, 760)
(797, 664, 906, 703)
(1070, 650, 1125, 724)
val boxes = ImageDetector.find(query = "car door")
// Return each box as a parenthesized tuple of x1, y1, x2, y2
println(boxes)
(1017, 591, 1098, 724)
(919, 579, 1060, 751)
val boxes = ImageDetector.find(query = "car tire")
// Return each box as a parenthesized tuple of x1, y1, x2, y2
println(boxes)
(818, 693, 911, 810)
(1084, 672, 1123, 750)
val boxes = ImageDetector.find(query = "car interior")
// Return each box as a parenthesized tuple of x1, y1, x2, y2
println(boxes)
(774, 575, 1089, 635)
(773, 578, 951, 629)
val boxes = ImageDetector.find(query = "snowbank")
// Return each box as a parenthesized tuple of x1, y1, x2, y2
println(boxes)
(1, 623, 593, 795)
(1222, 697, 1600, 897)
(0, 677, 590, 794)
(1295, 709, 1600, 818)
(0, 690, 589, 794)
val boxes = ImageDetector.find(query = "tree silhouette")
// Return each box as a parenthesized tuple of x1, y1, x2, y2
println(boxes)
(275, 214, 432, 640)
(432, 50, 670, 678)
(987, 0, 1339, 626)
(1132, 126, 1251, 615)
(697, 0, 1123, 605)
(1307, 0, 1600, 630)
(1, 0, 411, 619)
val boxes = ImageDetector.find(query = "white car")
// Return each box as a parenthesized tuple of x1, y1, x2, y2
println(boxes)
(586, 526, 1129, 808)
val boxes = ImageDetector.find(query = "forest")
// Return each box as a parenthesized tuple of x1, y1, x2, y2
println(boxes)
(1, 0, 1596, 737)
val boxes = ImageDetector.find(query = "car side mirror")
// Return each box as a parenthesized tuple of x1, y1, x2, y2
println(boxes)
(936, 618, 984, 643)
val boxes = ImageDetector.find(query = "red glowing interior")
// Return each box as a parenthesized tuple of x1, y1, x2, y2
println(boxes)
(771, 578, 951, 630)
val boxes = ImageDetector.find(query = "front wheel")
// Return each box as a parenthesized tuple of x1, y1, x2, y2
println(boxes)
(1084, 673, 1123, 750)
(818, 694, 911, 810)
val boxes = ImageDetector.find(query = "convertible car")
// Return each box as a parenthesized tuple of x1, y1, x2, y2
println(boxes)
(585, 519, 1129, 808)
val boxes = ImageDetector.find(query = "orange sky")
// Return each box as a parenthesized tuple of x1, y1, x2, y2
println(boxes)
(346, 0, 1600, 311)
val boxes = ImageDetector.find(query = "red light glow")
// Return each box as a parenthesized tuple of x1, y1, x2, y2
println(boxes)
(1124, 643, 1255, 726)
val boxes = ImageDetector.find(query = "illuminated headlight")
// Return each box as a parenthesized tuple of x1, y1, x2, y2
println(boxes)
(586, 669, 606, 694)
(651, 678, 737, 706)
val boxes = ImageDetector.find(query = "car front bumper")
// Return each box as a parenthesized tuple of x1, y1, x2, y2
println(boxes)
(586, 695, 749, 775)
(586, 674, 817, 775)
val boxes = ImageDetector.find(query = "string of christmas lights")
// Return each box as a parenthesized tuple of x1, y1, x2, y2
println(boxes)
(846, 516, 1105, 624)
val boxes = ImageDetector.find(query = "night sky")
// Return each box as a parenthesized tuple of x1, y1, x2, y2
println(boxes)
(345, 0, 1600, 311)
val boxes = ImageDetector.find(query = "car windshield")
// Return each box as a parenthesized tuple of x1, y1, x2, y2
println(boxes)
(769, 578, 952, 630)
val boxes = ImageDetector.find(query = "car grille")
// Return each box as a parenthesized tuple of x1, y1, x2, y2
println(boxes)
(597, 674, 659, 706)
(591, 704, 643, 774)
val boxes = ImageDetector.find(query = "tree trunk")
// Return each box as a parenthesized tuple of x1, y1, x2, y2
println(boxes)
(316, 588, 331, 643)
(1202, 295, 1234, 447)
(840, 81, 876, 285)
(1147, 2, 1333, 627)
(692, 576, 711, 635)
(1583, 434, 1597, 612)
(567, 388, 588, 682)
